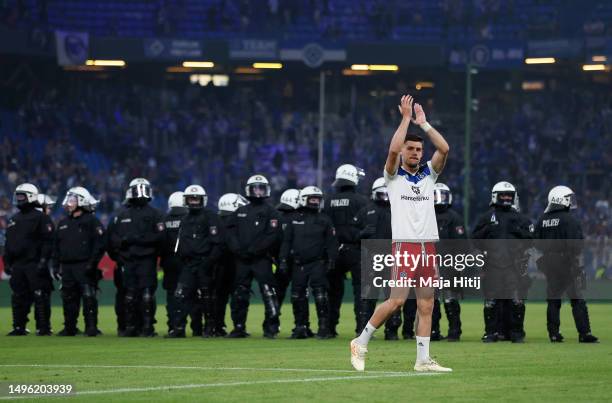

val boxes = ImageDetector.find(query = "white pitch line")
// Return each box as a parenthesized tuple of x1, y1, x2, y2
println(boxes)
(0, 364, 408, 375)
(0, 372, 439, 399)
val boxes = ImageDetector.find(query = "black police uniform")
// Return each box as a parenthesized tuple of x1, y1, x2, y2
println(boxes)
(279, 208, 337, 338)
(4, 204, 54, 335)
(323, 187, 368, 336)
(170, 207, 223, 337)
(354, 199, 404, 339)
(227, 200, 283, 337)
(434, 206, 467, 341)
(109, 201, 165, 336)
(272, 203, 301, 331)
(212, 212, 238, 336)
(53, 210, 105, 336)
(473, 206, 533, 342)
(161, 206, 203, 335)
(535, 207, 598, 342)
(106, 207, 131, 335)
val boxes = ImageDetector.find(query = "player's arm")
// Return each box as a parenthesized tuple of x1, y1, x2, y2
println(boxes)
(413, 103, 449, 174)
(385, 95, 414, 176)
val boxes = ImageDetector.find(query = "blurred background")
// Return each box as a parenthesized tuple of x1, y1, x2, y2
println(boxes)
(0, 0, 610, 277)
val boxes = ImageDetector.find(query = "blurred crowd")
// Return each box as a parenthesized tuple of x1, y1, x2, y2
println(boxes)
(2, 0, 611, 41)
(0, 74, 610, 276)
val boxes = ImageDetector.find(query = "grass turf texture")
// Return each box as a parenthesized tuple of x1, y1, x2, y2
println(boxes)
(0, 301, 610, 402)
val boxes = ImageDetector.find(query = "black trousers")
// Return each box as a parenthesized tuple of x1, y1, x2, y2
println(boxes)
(327, 244, 362, 334)
(9, 263, 52, 332)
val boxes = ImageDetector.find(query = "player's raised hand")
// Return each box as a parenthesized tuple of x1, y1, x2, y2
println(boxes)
(412, 103, 427, 125)
(397, 95, 414, 119)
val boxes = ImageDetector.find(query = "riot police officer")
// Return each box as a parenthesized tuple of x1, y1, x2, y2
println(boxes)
(323, 164, 368, 336)
(214, 193, 249, 336)
(167, 185, 222, 338)
(160, 191, 189, 335)
(52, 187, 105, 337)
(4, 183, 54, 336)
(36, 194, 56, 216)
(535, 186, 598, 343)
(109, 178, 165, 337)
(353, 177, 401, 340)
(227, 175, 283, 338)
(473, 181, 533, 343)
(433, 183, 467, 341)
(106, 190, 130, 336)
(280, 186, 337, 339)
(274, 188, 301, 333)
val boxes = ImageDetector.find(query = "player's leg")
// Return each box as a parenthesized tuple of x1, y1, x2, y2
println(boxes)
(413, 286, 452, 372)
(350, 286, 407, 371)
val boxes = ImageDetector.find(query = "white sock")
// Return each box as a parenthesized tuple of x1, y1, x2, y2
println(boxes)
(356, 322, 377, 346)
(416, 336, 430, 362)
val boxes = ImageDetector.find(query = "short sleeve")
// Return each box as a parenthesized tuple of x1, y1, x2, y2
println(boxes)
(427, 160, 439, 183)
(384, 167, 396, 184)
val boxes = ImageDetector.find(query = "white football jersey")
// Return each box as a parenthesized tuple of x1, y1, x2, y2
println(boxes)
(384, 161, 440, 242)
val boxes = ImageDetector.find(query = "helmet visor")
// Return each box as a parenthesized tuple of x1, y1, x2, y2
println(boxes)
(434, 189, 451, 205)
(248, 184, 269, 198)
(13, 192, 29, 206)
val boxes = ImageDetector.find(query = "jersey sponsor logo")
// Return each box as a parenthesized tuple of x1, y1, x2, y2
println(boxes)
(330, 199, 349, 207)
(59, 224, 68, 230)
(400, 194, 430, 202)
(291, 220, 305, 225)
(237, 213, 247, 217)
(210, 226, 218, 235)
(120, 218, 132, 223)
(367, 210, 376, 215)
(270, 219, 278, 228)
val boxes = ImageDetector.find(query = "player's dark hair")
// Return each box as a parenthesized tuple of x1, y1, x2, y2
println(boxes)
(404, 134, 424, 145)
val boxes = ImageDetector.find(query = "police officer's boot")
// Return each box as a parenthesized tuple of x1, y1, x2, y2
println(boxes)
(115, 288, 127, 336)
(312, 287, 332, 339)
(291, 288, 310, 339)
(58, 287, 80, 336)
(7, 294, 28, 336)
(166, 289, 177, 334)
(402, 299, 417, 339)
(83, 285, 99, 337)
(430, 299, 444, 341)
(482, 299, 498, 342)
(384, 310, 402, 340)
(261, 284, 280, 339)
(33, 289, 52, 336)
(510, 299, 526, 343)
(444, 299, 462, 341)
(228, 285, 250, 338)
(201, 287, 216, 338)
(141, 288, 157, 337)
(572, 299, 599, 343)
(546, 299, 563, 342)
(122, 290, 140, 337)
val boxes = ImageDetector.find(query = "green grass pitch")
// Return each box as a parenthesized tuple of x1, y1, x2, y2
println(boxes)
(0, 301, 610, 402)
